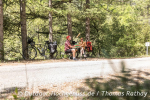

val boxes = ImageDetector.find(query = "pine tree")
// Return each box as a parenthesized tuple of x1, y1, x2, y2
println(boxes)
(0, 0, 4, 60)
(49, 0, 53, 42)
(20, 0, 27, 58)
(85, 0, 90, 41)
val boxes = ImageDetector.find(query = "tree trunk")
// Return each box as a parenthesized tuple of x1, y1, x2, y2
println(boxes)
(85, 0, 90, 41)
(86, 17, 90, 41)
(49, 0, 53, 58)
(67, 14, 73, 41)
(49, 0, 53, 42)
(147, 5, 149, 16)
(0, 0, 4, 60)
(67, 0, 73, 41)
(20, 0, 27, 58)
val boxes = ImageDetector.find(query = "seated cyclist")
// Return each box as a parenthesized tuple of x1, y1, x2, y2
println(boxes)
(65, 36, 79, 60)
(79, 38, 87, 58)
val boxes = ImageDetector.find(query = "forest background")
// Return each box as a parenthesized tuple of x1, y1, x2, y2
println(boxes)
(0, 0, 150, 60)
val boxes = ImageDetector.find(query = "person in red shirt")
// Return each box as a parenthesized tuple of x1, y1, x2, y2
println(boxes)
(65, 36, 78, 60)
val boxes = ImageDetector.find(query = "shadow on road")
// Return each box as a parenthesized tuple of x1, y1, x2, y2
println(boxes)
(1, 61, 150, 100)
(79, 61, 150, 100)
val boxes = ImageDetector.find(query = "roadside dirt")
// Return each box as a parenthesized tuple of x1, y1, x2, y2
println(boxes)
(0, 58, 105, 67)
(0, 56, 148, 67)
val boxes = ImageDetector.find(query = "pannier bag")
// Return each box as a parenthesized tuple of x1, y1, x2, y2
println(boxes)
(27, 38, 33, 44)
(48, 41, 57, 54)
(27, 38, 35, 46)
(86, 41, 92, 52)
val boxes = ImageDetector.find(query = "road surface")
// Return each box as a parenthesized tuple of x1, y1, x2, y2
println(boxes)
(0, 57, 150, 92)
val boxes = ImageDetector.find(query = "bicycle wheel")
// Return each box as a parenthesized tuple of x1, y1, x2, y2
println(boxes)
(44, 44, 51, 59)
(51, 51, 58, 59)
(23, 46, 37, 60)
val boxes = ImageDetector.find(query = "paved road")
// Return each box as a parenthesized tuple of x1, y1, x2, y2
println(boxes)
(0, 57, 150, 91)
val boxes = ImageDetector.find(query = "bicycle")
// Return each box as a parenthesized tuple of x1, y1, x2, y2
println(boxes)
(23, 38, 58, 60)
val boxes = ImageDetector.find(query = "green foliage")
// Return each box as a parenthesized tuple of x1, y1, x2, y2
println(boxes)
(12, 88, 18, 99)
(2, 0, 150, 60)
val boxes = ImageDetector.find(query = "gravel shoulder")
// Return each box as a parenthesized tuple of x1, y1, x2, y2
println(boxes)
(0, 56, 149, 67)
(0, 58, 104, 67)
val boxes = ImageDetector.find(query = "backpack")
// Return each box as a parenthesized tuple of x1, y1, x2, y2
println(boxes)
(86, 41, 92, 52)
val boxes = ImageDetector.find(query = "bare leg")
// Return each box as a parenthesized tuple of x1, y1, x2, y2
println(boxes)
(80, 49, 82, 57)
(71, 49, 76, 58)
(82, 48, 84, 55)
(80, 48, 84, 57)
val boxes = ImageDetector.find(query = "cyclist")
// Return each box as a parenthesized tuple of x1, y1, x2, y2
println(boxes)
(65, 36, 79, 60)
(79, 37, 86, 58)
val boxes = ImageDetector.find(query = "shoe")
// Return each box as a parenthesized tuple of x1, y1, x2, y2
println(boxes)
(73, 58, 78, 61)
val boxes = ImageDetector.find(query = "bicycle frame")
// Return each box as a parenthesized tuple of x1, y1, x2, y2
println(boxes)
(36, 42, 49, 56)
(37, 47, 44, 56)
(29, 43, 47, 57)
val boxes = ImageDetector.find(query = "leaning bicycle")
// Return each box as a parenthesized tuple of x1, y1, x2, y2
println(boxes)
(23, 38, 58, 60)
